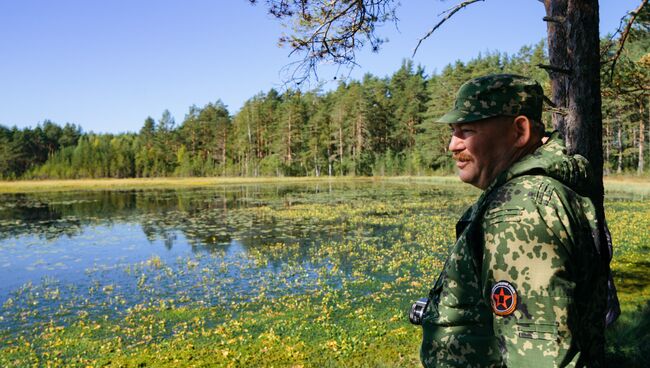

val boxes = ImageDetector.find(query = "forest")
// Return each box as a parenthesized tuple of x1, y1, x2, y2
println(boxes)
(0, 19, 647, 179)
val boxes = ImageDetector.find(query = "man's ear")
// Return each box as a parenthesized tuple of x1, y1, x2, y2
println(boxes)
(512, 115, 531, 148)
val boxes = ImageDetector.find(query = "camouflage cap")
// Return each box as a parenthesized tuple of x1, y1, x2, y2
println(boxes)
(436, 74, 543, 124)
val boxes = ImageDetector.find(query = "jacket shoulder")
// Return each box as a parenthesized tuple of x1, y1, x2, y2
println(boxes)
(485, 175, 570, 212)
(483, 175, 581, 247)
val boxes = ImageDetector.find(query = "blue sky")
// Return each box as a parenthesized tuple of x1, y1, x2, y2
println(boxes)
(0, 0, 640, 134)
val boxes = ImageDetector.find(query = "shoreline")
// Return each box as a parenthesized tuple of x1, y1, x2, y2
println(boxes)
(0, 175, 646, 194)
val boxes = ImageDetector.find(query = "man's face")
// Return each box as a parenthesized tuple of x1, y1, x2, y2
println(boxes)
(448, 117, 517, 189)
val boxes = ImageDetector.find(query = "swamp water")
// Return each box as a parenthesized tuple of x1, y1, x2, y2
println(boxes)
(0, 180, 648, 367)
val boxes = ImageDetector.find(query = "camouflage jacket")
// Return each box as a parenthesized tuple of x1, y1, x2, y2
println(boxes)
(420, 132, 608, 367)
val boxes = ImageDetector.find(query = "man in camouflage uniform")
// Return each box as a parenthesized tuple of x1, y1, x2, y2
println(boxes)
(419, 74, 617, 367)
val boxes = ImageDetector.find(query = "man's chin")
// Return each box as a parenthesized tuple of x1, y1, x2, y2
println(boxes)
(457, 172, 472, 184)
(457, 172, 482, 189)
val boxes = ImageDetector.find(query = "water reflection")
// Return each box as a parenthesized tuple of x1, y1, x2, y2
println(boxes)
(0, 182, 464, 247)
(0, 181, 471, 332)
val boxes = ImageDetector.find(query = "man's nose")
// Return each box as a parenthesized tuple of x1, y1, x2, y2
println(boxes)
(449, 134, 464, 153)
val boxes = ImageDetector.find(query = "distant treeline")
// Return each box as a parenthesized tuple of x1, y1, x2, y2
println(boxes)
(1, 31, 648, 179)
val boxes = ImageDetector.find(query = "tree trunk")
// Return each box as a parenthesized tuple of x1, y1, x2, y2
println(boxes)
(604, 117, 610, 176)
(545, 2, 615, 327)
(545, 0, 604, 205)
(339, 125, 344, 176)
(244, 152, 248, 177)
(222, 130, 227, 176)
(355, 115, 364, 175)
(633, 126, 637, 168)
(257, 124, 262, 159)
(286, 109, 293, 165)
(408, 117, 416, 149)
(617, 121, 623, 174)
(639, 101, 645, 175)
(327, 146, 332, 177)
(544, 0, 569, 134)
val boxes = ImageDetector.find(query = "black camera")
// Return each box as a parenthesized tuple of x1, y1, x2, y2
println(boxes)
(409, 297, 430, 325)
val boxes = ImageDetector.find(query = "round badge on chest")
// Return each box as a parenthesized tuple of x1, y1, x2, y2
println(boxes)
(491, 280, 517, 316)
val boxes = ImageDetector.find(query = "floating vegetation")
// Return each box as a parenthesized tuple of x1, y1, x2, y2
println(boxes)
(0, 180, 648, 366)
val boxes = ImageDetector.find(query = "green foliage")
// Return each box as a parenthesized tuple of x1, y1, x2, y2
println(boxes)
(606, 301, 650, 367)
(4, 33, 649, 179)
(0, 122, 81, 179)
(601, 6, 650, 176)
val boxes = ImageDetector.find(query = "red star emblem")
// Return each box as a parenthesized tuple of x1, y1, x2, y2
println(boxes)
(492, 288, 512, 310)
(490, 281, 517, 316)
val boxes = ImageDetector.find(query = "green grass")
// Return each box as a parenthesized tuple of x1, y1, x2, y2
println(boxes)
(0, 177, 373, 194)
(605, 179, 650, 197)
(0, 176, 474, 194)
(605, 300, 650, 367)
(0, 174, 647, 194)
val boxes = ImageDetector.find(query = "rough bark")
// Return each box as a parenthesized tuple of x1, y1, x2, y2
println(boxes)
(544, 0, 569, 133)
(545, 4, 613, 327)
(566, 0, 604, 199)
(545, 0, 604, 206)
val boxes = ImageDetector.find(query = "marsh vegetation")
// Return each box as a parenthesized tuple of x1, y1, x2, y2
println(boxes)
(0, 179, 648, 367)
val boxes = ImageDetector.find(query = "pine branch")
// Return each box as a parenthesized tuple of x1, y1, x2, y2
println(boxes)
(537, 63, 571, 75)
(412, 0, 485, 58)
(606, 0, 649, 81)
(544, 106, 569, 116)
(542, 16, 565, 24)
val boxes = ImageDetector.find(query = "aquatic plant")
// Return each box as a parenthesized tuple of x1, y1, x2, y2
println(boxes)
(0, 180, 647, 366)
